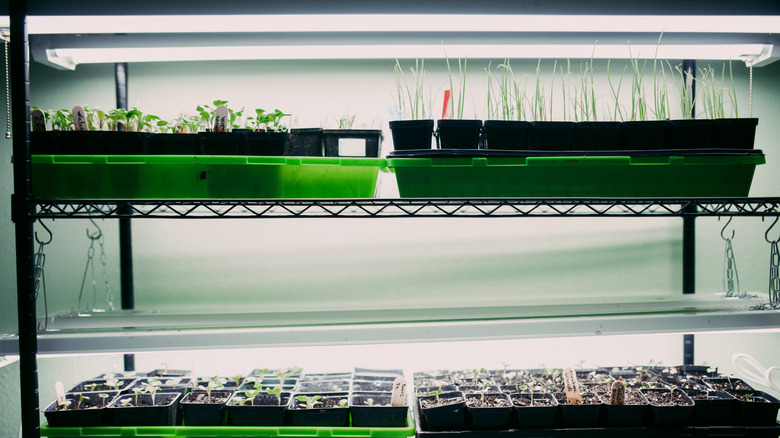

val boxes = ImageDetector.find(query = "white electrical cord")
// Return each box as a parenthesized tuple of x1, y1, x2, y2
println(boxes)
(732, 352, 780, 393)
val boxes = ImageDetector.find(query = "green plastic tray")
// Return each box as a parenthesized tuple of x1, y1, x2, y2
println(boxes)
(387, 153, 765, 197)
(40, 411, 415, 438)
(31, 155, 387, 199)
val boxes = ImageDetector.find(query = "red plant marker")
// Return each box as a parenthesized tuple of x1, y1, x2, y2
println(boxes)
(441, 90, 452, 119)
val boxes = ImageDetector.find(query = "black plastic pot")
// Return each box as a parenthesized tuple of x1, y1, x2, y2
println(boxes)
(464, 392, 512, 430)
(711, 117, 758, 149)
(44, 390, 119, 427)
(181, 390, 233, 426)
(482, 120, 531, 150)
(148, 133, 200, 155)
(729, 390, 780, 425)
(685, 389, 737, 425)
(389, 119, 434, 151)
(353, 380, 394, 392)
(575, 121, 621, 150)
(641, 388, 695, 425)
(297, 379, 350, 393)
(323, 129, 383, 157)
(620, 120, 667, 150)
(31, 131, 61, 155)
(57, 131, 107, 155)
(200, 131, 243, 155)
(530, 121, 575, 151)
(554, 392, 604, 426)
(288, 128, 324, 156)
(417, 390, 466, 431)
(703, 376, 754, 392)
(604, 389, 649, 426)
(288, 392, 350, 426)
(106, 392, 181, 426)
(244, 131, 290, 156)
(350, 392, 408, 427)
(69, 378, 136, 393)
(104, 131, 151, 155)
(436, 119, 482, 150)
(511, 393, 558, 428)
(226, 391, 290, 426)
(667, 119, 713, 149)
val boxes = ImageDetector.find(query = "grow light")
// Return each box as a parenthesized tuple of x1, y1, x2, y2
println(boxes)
(49, 43, 770, 64)
(18, 14, 780, 34)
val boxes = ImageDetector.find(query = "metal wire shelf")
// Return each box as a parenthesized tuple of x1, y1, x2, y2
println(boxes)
(32, 197, 780, 219)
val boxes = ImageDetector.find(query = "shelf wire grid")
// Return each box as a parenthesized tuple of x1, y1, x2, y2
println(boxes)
(32, 198, 780, 219)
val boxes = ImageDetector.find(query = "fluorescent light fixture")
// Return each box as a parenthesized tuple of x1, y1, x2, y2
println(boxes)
(21, 14, 780, 34)
(50, 43, 771, 64)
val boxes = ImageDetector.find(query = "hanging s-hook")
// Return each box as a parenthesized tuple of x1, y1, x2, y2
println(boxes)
(35, 220, 53, 246)
(720, 216, 735, 241)
(86, 218, 102, 240)
(765, 216, 779, 244)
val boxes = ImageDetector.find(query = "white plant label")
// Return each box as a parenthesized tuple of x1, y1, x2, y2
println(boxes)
(563, 368, 582, 405)
(610, 380, 626, 405)
(214, 105, 229, 132)
(390, 376, 407, 406)
(72, 105, 88, 131)
(55, 381, 66, 407)
(31, 109, 46, 132)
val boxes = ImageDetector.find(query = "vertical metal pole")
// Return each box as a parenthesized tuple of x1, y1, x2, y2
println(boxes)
(681, 59, 696, 366)
(10, 1, 41, 437)
(115, 62, 135, 372)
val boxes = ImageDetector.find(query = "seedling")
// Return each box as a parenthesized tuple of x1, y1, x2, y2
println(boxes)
(428, 389, 443, 402)
(297, 395, 322, 409)
(394, 58, 431, 120)
(99, 393, 110, 407)
(119, 398, 132, 407)
(58, 400, 72, 410)
(232, 375, 244, 387)
(244, 390, 260, 406)
(338, 399, 348, 408)
(105, 377, 121, 391)
(131, 387, 143, 406)
(200, 380, 220, 403)
(265, 386, 283, 405)
(84, 383, 98, 392)
(232, 396, 249, 406)
(74, 393, 89, 410)
(144, 380, 162, 406)
(364, 398, 375, 406)
(444, 51, 469, 119)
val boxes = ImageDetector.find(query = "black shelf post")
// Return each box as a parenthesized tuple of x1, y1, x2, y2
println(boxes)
(10, 1, 41, 437)
(114, 62, 135, 372)
(681, 59, 697, 366)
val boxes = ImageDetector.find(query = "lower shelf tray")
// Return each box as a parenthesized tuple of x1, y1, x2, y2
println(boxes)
(40, 411, 415, 437)
(30, 155, 386, 199)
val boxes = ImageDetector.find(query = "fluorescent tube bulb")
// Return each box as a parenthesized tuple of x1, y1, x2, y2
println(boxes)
(24, 14, 780, 34)
(51, 44, 770, 64)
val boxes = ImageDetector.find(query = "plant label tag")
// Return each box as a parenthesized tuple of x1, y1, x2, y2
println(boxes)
(610, 380, 626, 405)
(214, 105, 229, 132)
(563, 368, 582, 405)
(31, 109, 46, 132)
(72, 105, 88, 131)
(390, 376, 407, 406)
(55, 381, 66, 406)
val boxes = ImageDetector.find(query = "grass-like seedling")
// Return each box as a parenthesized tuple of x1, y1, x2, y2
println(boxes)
(394, 58, 431, 120)
(606, 59, 628, 122)
(444, 50, 469, 119)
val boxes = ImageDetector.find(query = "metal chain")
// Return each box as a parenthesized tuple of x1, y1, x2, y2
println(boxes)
(749, 65, 753, 119)
(770, 241, 779, 307)
(78, 239, 97, 313)
(4, 31, 10, 139)
(98, 234, 115, 311)
(723, 238, 740, 297)
(33, 242, 49, 330)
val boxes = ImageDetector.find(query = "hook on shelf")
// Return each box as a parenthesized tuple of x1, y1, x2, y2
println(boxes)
(86, 218, 102, 240)
(34, 220, 53, 246)
(765, 216, 779, 244)
(719, 216, 735, 241)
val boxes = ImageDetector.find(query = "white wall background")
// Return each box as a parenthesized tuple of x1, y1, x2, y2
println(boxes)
(0, 54, 778, 436)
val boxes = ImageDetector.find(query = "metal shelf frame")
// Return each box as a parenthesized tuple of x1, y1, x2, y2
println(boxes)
(31, 198, 780, 219)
